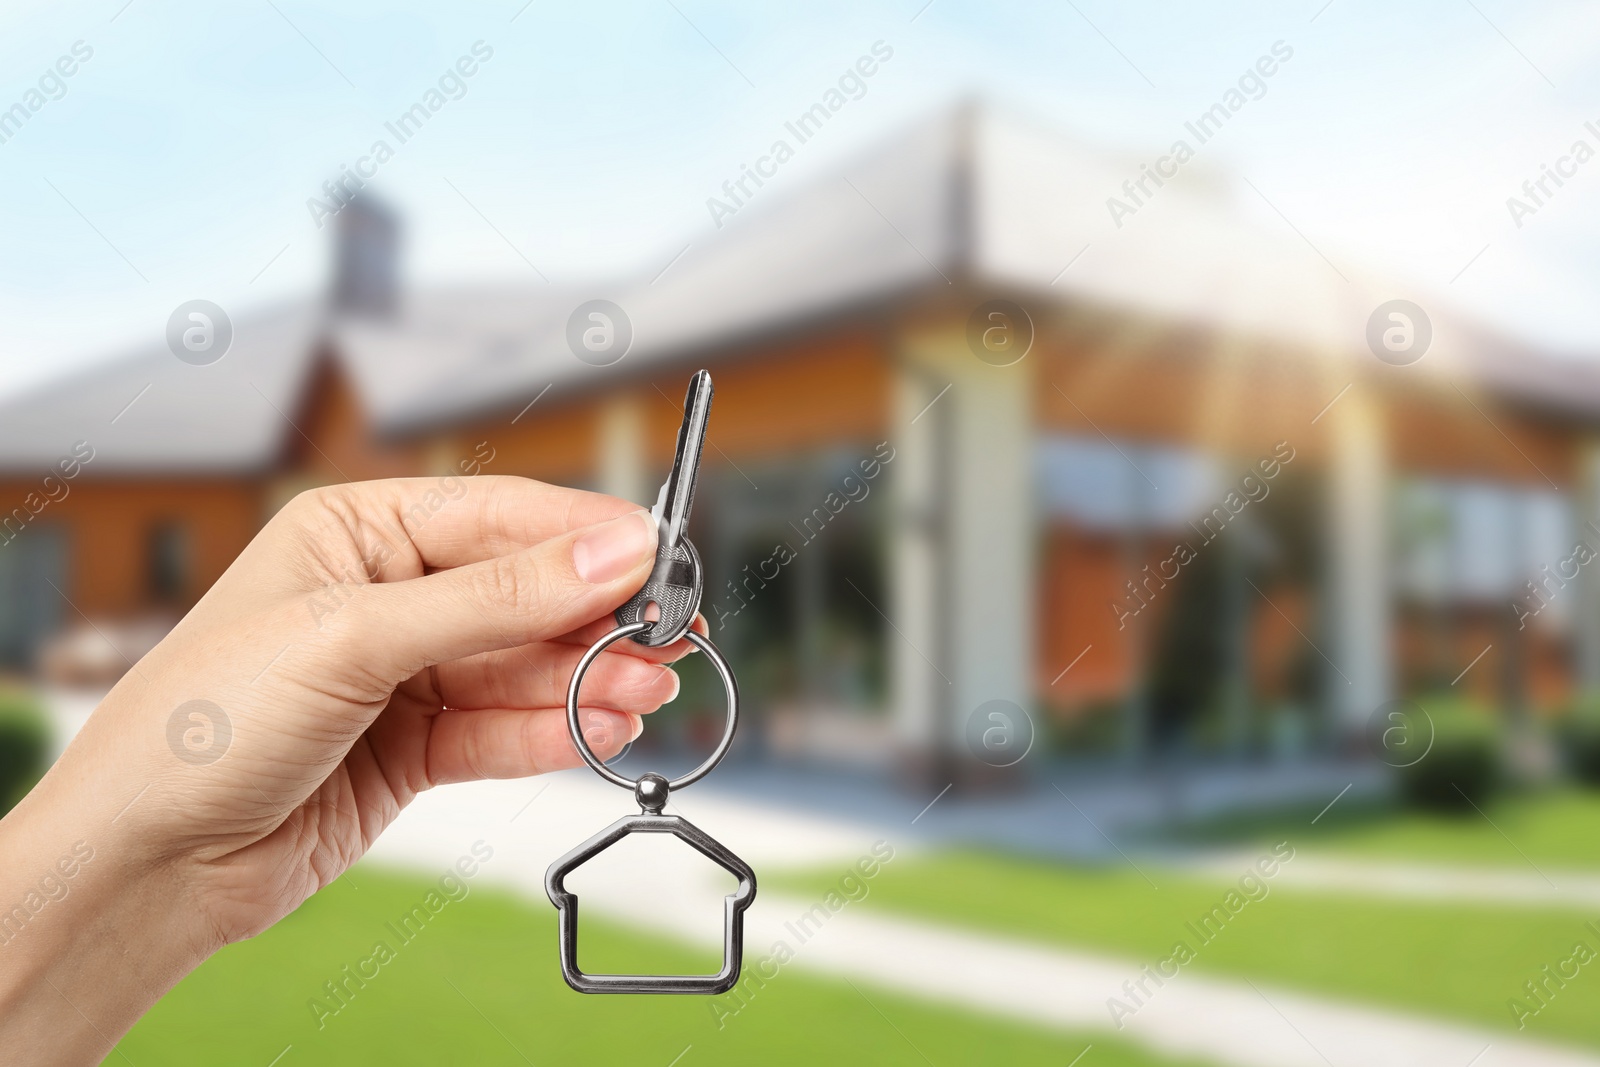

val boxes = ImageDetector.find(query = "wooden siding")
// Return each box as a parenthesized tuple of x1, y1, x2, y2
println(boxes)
(0, 477, 261, 617)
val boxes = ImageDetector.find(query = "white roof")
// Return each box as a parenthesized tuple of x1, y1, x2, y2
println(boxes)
(0, 300, 320, 474)
(0, 103, 1592, 475)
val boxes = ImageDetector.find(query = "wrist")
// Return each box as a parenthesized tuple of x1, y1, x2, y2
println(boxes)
(0, 768, 217, 1064)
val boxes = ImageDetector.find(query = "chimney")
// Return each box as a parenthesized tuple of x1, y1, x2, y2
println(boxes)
(946, 95, 980, 282)
(332, 194, 400, 317)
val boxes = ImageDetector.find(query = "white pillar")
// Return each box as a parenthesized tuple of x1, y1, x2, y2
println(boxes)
(1327, 387, 1391, 733)
(889, 369, 943, 758)
(946, 356, 1034, 753)
(597, 393, 647, 507)
(891, 326, 1035, 770)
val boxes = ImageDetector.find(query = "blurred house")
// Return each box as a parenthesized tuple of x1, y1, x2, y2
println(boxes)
(1, 103, 1597, 775)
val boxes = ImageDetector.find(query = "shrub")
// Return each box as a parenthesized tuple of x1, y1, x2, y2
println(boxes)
(1395, 696, 1500, 812)
(0, 689, 49, 815)
(1045, 699, 1123, 757)
(1557, 693, 1600, 786)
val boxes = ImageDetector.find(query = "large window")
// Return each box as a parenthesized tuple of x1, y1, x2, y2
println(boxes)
(1393, 479, 1571, 618)
(146, 521, 188, 604)
(1034, 435, 1219, 531)
(698, 449, 890, 766)
(0, 525, 67, 667)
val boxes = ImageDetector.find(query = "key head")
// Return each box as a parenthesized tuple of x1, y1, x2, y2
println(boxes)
(615, 536, 703, 646)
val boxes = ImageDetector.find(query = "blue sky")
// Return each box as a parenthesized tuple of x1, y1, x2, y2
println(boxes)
(1, 0, 1598, 398)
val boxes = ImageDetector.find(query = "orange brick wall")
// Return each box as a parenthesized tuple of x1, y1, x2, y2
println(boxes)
(0, 476, 262, 617)
(439, 327, 892, 488)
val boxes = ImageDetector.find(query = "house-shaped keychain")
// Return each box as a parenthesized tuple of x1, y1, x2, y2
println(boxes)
(545, 771, 757, 995)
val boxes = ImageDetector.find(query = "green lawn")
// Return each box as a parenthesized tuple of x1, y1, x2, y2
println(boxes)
(773, 848, 1600, 1051)
(1151, 787, 1600, 870)
(117, 866, 1215, 1067)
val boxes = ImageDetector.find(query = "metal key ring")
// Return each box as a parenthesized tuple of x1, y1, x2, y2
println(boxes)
(567, 621, 739, 793)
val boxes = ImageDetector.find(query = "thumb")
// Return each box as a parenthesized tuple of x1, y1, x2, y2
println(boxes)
(350, 509, 658, 682)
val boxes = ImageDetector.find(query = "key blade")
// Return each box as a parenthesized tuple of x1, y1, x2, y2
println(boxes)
(658, 370, 713, 547)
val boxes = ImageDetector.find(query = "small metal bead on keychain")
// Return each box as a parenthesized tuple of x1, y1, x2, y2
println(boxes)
(545, 370, 756, 995)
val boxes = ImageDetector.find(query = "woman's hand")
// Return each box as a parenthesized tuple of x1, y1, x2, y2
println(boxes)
(0, 476, 697, 1064)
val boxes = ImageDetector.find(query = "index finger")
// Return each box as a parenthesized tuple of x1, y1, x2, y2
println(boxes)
(327, 475, 644, 576)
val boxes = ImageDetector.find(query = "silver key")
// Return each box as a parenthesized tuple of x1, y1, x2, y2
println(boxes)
(615, 370, 712, 646)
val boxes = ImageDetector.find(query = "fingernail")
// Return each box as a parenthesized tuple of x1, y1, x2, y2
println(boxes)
(628, 712, 644, 741)
(573, 511, 656, 584)
(583, 710, 637, 749)
(660, 666, 680, 702)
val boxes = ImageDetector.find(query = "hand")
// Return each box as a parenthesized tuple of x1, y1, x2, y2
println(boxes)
(0, 477, 697, 1064)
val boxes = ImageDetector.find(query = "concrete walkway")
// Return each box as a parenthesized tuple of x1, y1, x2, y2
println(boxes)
(367, 773, 1600, 1067)
(696, 758, 1390, 860)
(1179, 850, 1600, 911)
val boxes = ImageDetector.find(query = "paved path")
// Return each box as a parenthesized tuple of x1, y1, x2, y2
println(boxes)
(1174, 850, 1600, 911)
(367, 773, 1599, 1067)
(699, 759, 1389, 861)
